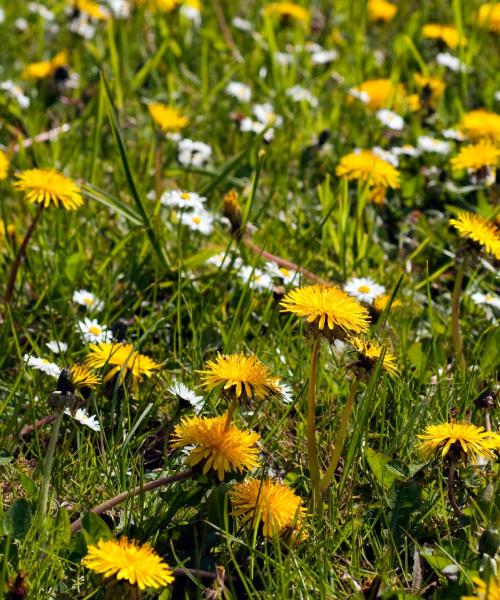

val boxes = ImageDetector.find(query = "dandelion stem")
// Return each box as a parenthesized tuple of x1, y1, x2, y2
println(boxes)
(451, 261, 466, 372)
(483, 408, 491, 432)
(447, 460, 463, 518)
(37, 407, 65, 525)
(4, 204, 44, 306)
(320, 378, 359, 494)
(70, 469, 193, 534)
(307, 335, 322, 513)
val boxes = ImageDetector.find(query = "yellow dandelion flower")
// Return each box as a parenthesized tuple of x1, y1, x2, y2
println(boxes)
(336, 150, 401, 189)
(367, 0, 397, 22)
(23, 50, 68, 79)
(347, 335, 398, 376)
(82, 537, 174, 590)
(14, 169, 83, 210)
(262, 2, 309, 22)
(458, 109, 500, 142)
(451, 140, 500, 172)
(73, 0, 109, 19)
(230, 478, 306, 538)
(68, 364, 100, 389)
(373, 294, 401, 314)
(171, 413, 261, 480)
(148, 103, 189, 133)
(350, 79, 406, 110)
(477, 3, 500, 33)
(449, 212, 500, 259)
(280, 284, 370, 334)
(0, 150, 9, 180)
(417, 422, 498, 463)
(140, 0, 180, 11)
(422, 23, 466, 49)
(462, 574, 500, 600)
(86, 342, 161, 382)
(414, 74, 445, 100)
(199, 353, 281, 402)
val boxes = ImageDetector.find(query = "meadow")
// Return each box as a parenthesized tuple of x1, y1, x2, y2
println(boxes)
(0, 0, 499, 598)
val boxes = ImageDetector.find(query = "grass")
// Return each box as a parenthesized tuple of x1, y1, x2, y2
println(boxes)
(0, 0, 499, 598)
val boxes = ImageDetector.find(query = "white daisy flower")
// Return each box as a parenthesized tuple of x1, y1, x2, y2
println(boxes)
(106, 0, 131, 18)
(168, 381, 204, 413)
(15, 18, 28, 31)
(239, 118, 275, 142)
(442, 128, 465, 141)
(23, 355, 61, 379)
(265, 262, 298, 284)
(372, 146, 399, 166)
(253, 103, 283, 128)
(28, 2, 55, 20)
(276, 381, 294, 404)
(436, 52, 469, 72)
(225, 81, 252, 102)
(68, 14, 96, 39)
(348, 88, 370, 104)
(392, 144, 420, 157)
(286, 85, 318, 107)
(46, 341, 68, 354)
(180, 2, 201, 26)
(417, 136, 451, 154)
(72, 290, 104, 311)
(206, 251, 243, 270)
(344, 277, 385, 303)
(231, 16, 253, 32)
(160, 190, 206, 210)
(77, 318, 113, 344)
(237, 265, 273, 291)
(0, 81, 30, 108)
(471, 292, 500, 311)
(177, 138, 212, 167)
(311, 49, 338, 65)
(65, 408, 101, 432)
(376, 109, 404, 131)
(179, 207, 214, 235)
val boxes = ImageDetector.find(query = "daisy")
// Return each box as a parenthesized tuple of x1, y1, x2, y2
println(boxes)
(286, 85, 318, 107)
(77, 318, 113, 343)
(160, 190, 206, 210)
(376, 109, 404, 131)
(310, 49, 338, 65)
(231, 16, 253, 31)
(225, 81, 252, 102)
(237, 265, 274, 291)
(436, 52, 469, 72)
(392, 145, 420, 157)
(23, 354, 61, 378)
(177, 138, 212, 167)
(206, 251, 243, 270)
(82, 537, 174, 590)
(168, 381, 204, 413)
(442, 129, 465, 141)
(417, 136, 451, 154)
(276, 381, 294, 403)
(46, 341, 68, 354)
(180, 0, 201, 26)
(0, 81, 30, 108)
(344, 277, 385, 303)
(179, 207, 214, 235)
(265, 262, 298, 284)
(72, 290, 104, 311)
(253, 103, 283, 128)
(471, 291, 500, 311)
(65, 407, 101, 432)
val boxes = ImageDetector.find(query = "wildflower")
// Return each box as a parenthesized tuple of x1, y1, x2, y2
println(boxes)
(276, 381, 294, 403)
(232, 16, 253, 31)
(237, 265, 274, 291)
(286, 85, 318, 107)
(436, 52, 469, 72)
(171, 413, 261, 480)
(22, 51, 68, 80)
(414, 74, 445, 102)
(417, 422, 498, 463)
(372, 146, 399, 167)
(82, 537, 174, 590)
(179, 207, 214, 235)
(449, 212, 500, 259)
(336, 150, 401, 189)
(72, 0, 110, 19)
(180, 0, 201, 25)
(265, 262, 297, 285)
(46, 341, 68, 354)
(199, 353, 281, 402)
(458, 109, 500, 142)
(24, 355, 61, 378)
(72, 290, 104, 311)
(222, 189, 242, 234)
(392, 145, 420, 158)
(230, 479, 306, 538)
(168, 381, 204, 413)
(367, 0, 397, 22)
(311, 49, 338, 64)
(422, 24, 465, 49)
(262, 2, 309, 23)
(14, 169, 83, 210)
(177, 138, 212, 167)
(349, 79, 405, 111)
(77, 318, 113, 343)
(206, 251, 242, 270)
(65, 407, 101, 431)
(280, 284, 370, 335)
(0, 80, 30, 108)
(471, 291, 500, 311)
(347, 336, 398, 376)
(0, 150, 9, 180)
(148, 103, 188, 133)
(442, 129, 465, 141)
(344, 277, 385, 303)
(106, 0, 131, 18)
(160, 190, 206, 210)
(376, 109, 404, 130)
(451, 140, 500, 173)
(477, 3, 500, 33)
(417, 136, 451, 154)
(86, 342, 161, 382)
(373, 294, 401, 314)
(67, 364, 100, 390)
(225, 82, 252, 102)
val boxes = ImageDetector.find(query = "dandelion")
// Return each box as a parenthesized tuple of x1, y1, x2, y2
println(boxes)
(86, 342, 161, 382)
(477, 3, 500, 33)
(417, 422, 497, 463)
(458, 109, 500, 142)
(373, 294, 402, 314)
(281, 284, 370, 335)
(148, 103, 188, 133)
(0, 150, 9, 180)
(451, 140, 500, 173)
(14, 169, 83, 210)
(171, 413, 261, 480)
(262, 2, 309, 23)
(77, 317, 113, 343)
(349, 79, 405, 110)
(72, 0, 110, 19)
(449, 212, 500, 260)
(199, 353, 281, 402)
(367, 0, 397, 21)
(344, 277, 386, 304)
(347, 336, 398, 377)
(422, 23, 465, 49)
(336, 150, 401, 189)
(230, 479, 306, 538)
(67, 364, 100, 390)
(414, 74, 445, 102)
(73, 290, 104, 311)
(22, 51, 68, 80)
(82, 537, 174, 590)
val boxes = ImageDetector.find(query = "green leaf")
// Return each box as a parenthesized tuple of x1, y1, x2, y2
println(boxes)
(4, 499, 32, 539)
(365, 447, 405, 491)
(81, 512, 112, 546)
(53, 508, 71, 551)
(18, 472, 37, 499)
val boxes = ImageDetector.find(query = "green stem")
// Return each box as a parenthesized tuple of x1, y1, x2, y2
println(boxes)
(307, 335, 322, 513)
(37, 408, 65, 525)
(320, 378, 359, 494)
(447, 460, 463, 518)
(451, 261, 466, 372)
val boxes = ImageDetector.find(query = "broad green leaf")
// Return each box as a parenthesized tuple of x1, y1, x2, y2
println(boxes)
(365, 447, 405, 491)
(81, 512, 112, 546)
(4, 499, 32, 539)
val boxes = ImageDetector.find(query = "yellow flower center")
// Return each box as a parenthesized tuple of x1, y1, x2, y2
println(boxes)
(280, 267, 291, 277)
(180, 192, 190, 200)
(83, 297, 93, 306)
(192, 216, 201, 224)
(89, 326, 101, 335)
(358, 285, 371, 293)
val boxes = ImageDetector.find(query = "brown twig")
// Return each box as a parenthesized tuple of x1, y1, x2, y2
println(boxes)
(447, 460, 463, 518)
(210, 0, 243, 63)
(70, 470, 193, 534)
(243, 236, 324, 283)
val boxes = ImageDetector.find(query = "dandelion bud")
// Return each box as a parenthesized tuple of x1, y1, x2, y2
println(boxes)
(223, 189, 243, 236)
